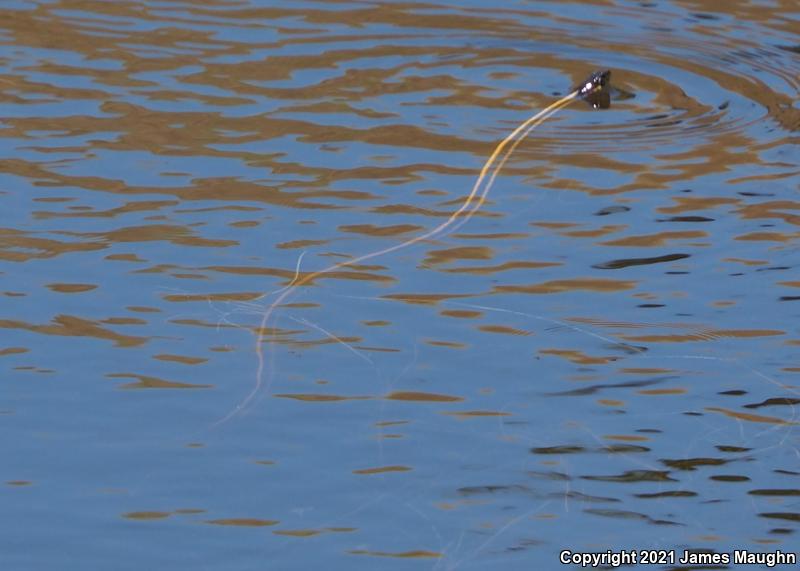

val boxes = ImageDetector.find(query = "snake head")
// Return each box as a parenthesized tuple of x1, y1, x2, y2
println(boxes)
(577, 69, 611, 109)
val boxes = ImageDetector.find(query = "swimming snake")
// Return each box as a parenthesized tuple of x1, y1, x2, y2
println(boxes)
(217, 69, 612, 424)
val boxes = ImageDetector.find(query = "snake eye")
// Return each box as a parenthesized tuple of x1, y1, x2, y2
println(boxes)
(574, 70, 610, 97)
(577, 70, 612, 108)
(595, 70, 611, 88)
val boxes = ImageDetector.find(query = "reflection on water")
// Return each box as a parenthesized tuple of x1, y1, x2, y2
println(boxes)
(2, 1, 798, 569)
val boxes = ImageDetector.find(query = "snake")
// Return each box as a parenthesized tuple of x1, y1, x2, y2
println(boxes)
(216, 69, 612, 425)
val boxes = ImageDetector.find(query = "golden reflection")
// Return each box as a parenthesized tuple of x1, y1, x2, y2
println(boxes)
(277, 239, 328, 250)
(152, 354, 208, 365)
(206, 518, 279, 527)
(0, 227, 106, 261)
(443, 410, 511, 419)
(33, 200, 179, 220)
(735, 231, 800, 243)
(705, 407, 798, 426)
(440, 309, 482, 319)
(424, 339, 467, 348)
(352, 465, 411, 475)
(0, 315, 146, 347)
(620, 368, 675, 374)
(540, 349, 615, 365)
(339, 223, 422, 236)
(638, 388, 687, 395)
(454, 232, 529, 240)
(274, 394, 371, 402)
(108, 254, 146, 262)
(382, 292, 473, 305)
(169, 318, 240, 329)
(658, 196, 740, 213)
(423, 245, 494, 265)
(123, 511, 171, 520)
(604, 434, 650, 442)
(108, 372, 211, 389)
(162, 292, 263, 303)
(477, 324, 532, 336)
(448, 260, 561, 275)
(561, 224, 626, 238)
(619, 329, 784, 343)
(98, 318, 146, 328)
(273, 529, 321, 538)
(349, 550, 440, 558)
(600, 230, 707, 247)
(45, 283, 97, 293)
(0, 347, 29, 356)
(385, 391, 462, 403)
(494, 278, 637, 294)
(352, 345, 400, 353)
(374, 420, 408, 427)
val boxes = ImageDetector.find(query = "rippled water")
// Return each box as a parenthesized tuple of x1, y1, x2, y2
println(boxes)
(2, 1, 799, 569)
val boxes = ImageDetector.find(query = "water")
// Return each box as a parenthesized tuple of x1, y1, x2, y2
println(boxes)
(2, 1, 798, 569)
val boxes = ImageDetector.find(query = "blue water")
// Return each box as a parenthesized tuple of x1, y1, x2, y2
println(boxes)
(2, 1, 798, 570)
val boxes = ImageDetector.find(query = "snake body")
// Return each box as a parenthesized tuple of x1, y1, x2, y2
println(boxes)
(218, 70, 612, 424)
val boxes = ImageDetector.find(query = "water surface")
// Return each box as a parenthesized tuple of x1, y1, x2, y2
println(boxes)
(2, 1, 799, 569)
